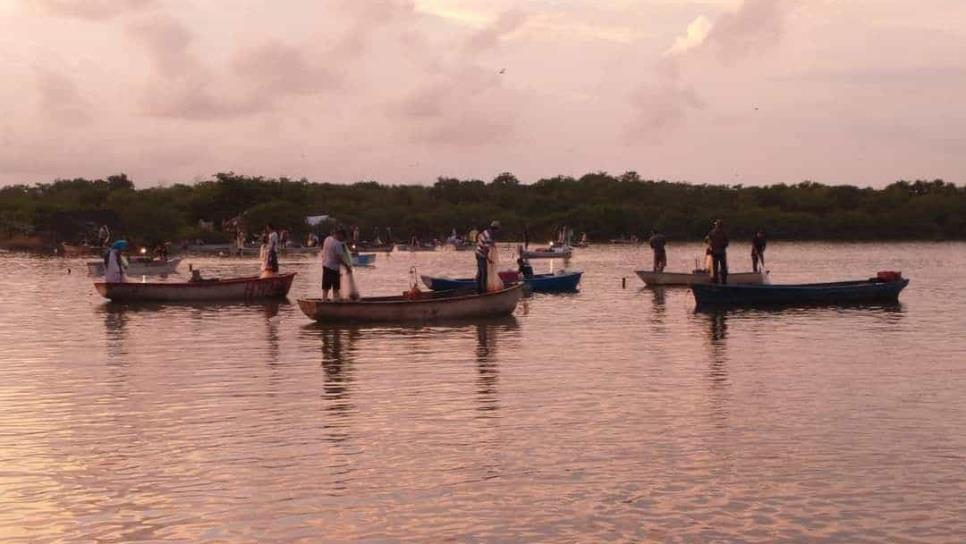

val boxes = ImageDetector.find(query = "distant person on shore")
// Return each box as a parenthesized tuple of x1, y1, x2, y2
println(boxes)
(648, 230, 667, 272)
(705, 220, 729, 284)
(321, 229, 353, 302)
(104, 240, 128, 283)
(751, 229, 767, 273)
(154, 243, 168, 263)
(523, 224, 530, 249)
(475, 221, 499, 294)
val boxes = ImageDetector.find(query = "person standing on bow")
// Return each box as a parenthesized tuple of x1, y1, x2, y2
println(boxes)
(475, 221, 499, 294)
(321, 228, 353, 302)
(648, 230, 667, 273)
(705, 219, 729, 284)
(751, 229, 767, 273)
(104, 240, 128, 283)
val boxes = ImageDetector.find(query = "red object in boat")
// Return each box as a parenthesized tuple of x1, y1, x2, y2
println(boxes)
(499, 271, 521, 284)
(876, 271, 903, 282)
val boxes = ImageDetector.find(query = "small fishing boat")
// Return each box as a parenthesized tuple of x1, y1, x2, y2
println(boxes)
(636, 270, 769, 286)
(521, 245, 572, 259)
(87, 257, 183, 277)
(352, 253, 376, 267)
(95, 273, 296, 302)
(394, 243, 437, 252)
(691, 273, 909, 307)
(421, 270, 583, 293)
(298, 284, 524, 323)
(353, 242, 394, 253)
(60, 242, 102, 257)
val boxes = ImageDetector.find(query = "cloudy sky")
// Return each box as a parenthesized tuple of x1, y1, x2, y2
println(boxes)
(0, 0, 964, 187)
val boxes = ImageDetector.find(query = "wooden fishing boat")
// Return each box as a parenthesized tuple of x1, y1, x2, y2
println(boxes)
(298, 284, 524, 323)
(691, 276, 909, 307)
(521, 245, 572, 259)
(636, 270, 769, 286)
(60, 242, 102, 257)
(353, 242, 394, 253)
(95, 273, 296, 302)
(421, 270, 583, 293)
(394, 243, 437, 252)
(87, 257, 183, 276)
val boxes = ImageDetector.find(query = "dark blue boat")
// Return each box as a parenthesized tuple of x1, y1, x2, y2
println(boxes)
(421, 271, 583, 293)
(692, 278, 909, 307)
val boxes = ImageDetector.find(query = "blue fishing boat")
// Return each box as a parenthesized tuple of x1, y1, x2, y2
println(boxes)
(352, 253, 376, 267)
(691, 275, 909, 307)
(421, 270, 583, 293)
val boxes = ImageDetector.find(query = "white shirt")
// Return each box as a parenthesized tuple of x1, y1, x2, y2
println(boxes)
(267, 231, 279, 252)
(321, 236, 347, 270)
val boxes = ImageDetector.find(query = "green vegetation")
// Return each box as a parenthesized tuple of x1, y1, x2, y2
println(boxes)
(1, 171, 965, 248)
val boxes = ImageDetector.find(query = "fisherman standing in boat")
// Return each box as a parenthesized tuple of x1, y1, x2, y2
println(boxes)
(751, 229, 767, 273)
(104, 240, 128, 283)
(706, 219, 729, 284)
(265, 224, 280, 276)
(321, 228, 353, 302)
(475, 221, 499, 294)
(648, 230, 667, 272)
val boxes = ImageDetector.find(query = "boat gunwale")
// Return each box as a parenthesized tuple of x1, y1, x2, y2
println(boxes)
(692, 278, 909, 291)
(95, 272, 296, 290)
(299, 283, 523, 307)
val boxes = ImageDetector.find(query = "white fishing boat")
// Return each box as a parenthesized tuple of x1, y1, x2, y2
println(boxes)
(521, 244, 572, 259)
(95, 273, 296, 302)
(635, 269, 769, 287)
(87, 257, 182, 276)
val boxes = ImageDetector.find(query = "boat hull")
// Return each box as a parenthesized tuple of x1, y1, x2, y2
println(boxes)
(636, 270, 768, 286)
(521, 248, 572, 259)
(422, 271, 582, 293)
(352, 253, 376, 267)
(692, 278, 909, 307)
(298, 284, 523, 323)
(87, 257, 182, 276)
(95, 273, 295, 302)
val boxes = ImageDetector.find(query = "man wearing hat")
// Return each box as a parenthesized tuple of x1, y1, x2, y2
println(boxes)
(475, 221, 500, 294)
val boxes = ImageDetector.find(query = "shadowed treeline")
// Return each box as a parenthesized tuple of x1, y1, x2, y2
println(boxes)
(1, 172, 964, 247)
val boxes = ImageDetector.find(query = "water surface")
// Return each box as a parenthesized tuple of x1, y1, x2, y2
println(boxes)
(1, 243, 964, 542)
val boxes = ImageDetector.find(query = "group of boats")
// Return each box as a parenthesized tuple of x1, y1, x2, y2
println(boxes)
(83, 242, 910, 324)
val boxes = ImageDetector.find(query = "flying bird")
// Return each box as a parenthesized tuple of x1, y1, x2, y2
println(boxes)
(498, 68, 506, 74)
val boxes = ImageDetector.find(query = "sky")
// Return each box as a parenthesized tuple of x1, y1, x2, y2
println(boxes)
(0, 0, 964, 187)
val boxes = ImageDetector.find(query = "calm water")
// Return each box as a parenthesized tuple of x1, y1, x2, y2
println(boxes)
(1, 243, 964, 543)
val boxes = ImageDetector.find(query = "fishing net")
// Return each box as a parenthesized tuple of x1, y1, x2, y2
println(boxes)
(486, 245, 505, 292)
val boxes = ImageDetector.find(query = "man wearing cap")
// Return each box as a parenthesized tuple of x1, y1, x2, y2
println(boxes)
(475, 221, 500, 294)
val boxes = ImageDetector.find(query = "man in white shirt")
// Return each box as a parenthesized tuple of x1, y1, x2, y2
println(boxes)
(321, 228, 353, 301)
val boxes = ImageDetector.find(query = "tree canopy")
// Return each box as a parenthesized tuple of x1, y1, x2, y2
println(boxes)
(1, 172, 964, 247)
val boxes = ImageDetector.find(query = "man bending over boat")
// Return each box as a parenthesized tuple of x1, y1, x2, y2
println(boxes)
(321, 228, 353, 302)
(104, 240, 128, 283)
(475, 221, 499, 294)
(648, 230, 667, 272)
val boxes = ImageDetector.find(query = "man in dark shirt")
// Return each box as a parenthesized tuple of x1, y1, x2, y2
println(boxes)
(648, 230, 667, 272)
(751, 229, 767, 273)
(705, 220, 729, 284)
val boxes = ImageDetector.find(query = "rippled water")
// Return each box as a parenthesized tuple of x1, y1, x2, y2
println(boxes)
(1, 243, 964, 542)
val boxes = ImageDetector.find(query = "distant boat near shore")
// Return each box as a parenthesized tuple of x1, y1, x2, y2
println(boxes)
(636, 270, 769, 287)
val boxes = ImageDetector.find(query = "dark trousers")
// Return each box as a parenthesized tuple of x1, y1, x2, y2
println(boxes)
(752, 250, 765, 273)
(711, 252, 728, 284)
(653, 250, 667, 272)
(476, 255, 488, 294)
